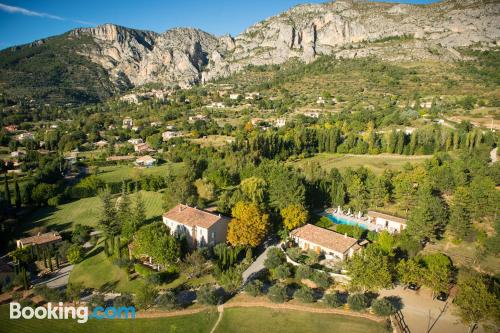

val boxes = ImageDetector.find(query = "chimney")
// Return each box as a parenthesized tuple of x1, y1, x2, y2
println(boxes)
(344, 233, 347, 239)
(38, 232, 41, 236)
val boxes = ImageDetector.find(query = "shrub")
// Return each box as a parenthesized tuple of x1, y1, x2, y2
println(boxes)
(324, 292, 345, 308)
(217, 267, 243, 293)
(268, 284, 288, 303)
(264, 248, 286, 270)
(347, 293, 370, 311)
(88, 294, 105, 309)
(66, 245, 83, 264)
(271, 263, 292, 281)
(134, 285, 158, 309)
(294, 286, 315, 303)
(311, 271, 330, 289)
(113, 293, 134, 308)
(134, 263, 155, 277)
(286, 247, 302, 262)
(197, 285, 218, 305)
(146, 273, 162, 285)
(371, 298, 397, 316)
(245, 280, 263, 297)
(156, 291, 178, 310)
(305, 250, 319, 266)
(295, 265, 313, 280)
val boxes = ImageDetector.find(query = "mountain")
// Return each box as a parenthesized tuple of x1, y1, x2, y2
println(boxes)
(0, 0, 499, 104)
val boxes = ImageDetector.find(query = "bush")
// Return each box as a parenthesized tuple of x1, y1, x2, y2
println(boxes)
(311, 271, 330, 289)
(264, 248, 286, 270)
(271, 263, 292, 281)
(217, 267, 243, 293)
(295, 265, 313, 280)
(371, 298, 397, 316)
(286, 247, 302, 262)
(134, 285, 158, 309)
(347, 293, 370, 311)
(324, 292, 345, 308)
(88, 294, 105, 309)
(156, 291, 178, 310)
(67, 244, 83, 264)
(33, 285, 65, 302)
(197, 285, 218, 305)
(146, 273, 162, 285)
(245, 280, 263, 297)
(294, 286, 315, 303)
(134, 263, 155, 277)
(113, 293, 134, 308)
(305, 250, 319, 266)
(268, 284, 288, 303)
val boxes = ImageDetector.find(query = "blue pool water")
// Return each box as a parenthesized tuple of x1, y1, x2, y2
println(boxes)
(326, 214, 368, 229)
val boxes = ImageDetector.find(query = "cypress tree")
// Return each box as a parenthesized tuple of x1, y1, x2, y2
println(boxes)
(104, 237, 110, 257)
(14, 178, 21, 209)
(55, 254, 60, 269)
(48, 253, 53, 272)
(3, 174, 11, 208)
(22, 267, 28, 290)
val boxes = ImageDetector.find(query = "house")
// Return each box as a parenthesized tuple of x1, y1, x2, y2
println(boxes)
(14, 132, 35, 142)
(229, 93, 240, 100)
(245, 92, 260, 100)
(134, 143, 153, 154)
(122, 117, 133, 129)
(150, 121, 162, 127)
(10, 150, 25, 158)
(367, 211, 407, 233)
(275, 118, 286, 128)
(189, 114, 208, 122)
(316, 96, 325, 105)
(163, 204, 229, 248)
(303, 112, 320, 118)
(290, 224, 361, 260)
(420, 101, 433, 109)
(162, 131, 184, 141)
(94, 140, 108, 149)
(135, 155, 156, 168)
(0, 258, 14, 287)
(128, 138, 144, 145)
(16, 231, 62, 248)
(206, 102, 225, 109)
(3, 125, 18, 133)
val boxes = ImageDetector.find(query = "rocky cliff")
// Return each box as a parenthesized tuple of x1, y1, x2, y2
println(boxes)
(1, 0, 499, 101)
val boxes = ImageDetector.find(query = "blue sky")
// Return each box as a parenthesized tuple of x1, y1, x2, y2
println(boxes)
(0, 0, 438, 48)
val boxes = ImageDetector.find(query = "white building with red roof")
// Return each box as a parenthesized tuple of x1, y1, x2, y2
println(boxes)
(290, 224, 361, 260)
(163, 204, 229, 248)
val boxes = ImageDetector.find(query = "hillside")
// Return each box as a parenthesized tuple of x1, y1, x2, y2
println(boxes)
(0, 0, 499, 104)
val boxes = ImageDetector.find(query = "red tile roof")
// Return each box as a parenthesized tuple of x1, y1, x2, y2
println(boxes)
(18, 231, 62, 246)
(367, 211, 407, 224)
(291, 224, 358, 254)
(163, 204, 226, 229)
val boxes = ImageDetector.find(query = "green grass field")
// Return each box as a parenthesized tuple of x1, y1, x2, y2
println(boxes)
(214, 307, 388, 333)
(96, 162, 184, 183)
(0, 305, 218, 333)
(291, 153, 431, 175)
(21, 191, 164, 234)
(69, 246, 144, 294)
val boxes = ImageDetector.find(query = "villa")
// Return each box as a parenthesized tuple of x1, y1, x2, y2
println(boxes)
(122, 117, 133, 129)
(163, 204, 229, 249)
(367, 211, 407, 233)
(162, 131, 184, 141)
(290, 224, 361, 261)
(16, 231, 62, 249)
(135, 155, 156, 168)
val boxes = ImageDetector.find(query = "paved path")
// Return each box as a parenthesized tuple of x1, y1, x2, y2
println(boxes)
(34, 265, 74, 289)
(379, 286, 483, 333)
(242, 243, 277, 284)
(209, 305, 224, 333)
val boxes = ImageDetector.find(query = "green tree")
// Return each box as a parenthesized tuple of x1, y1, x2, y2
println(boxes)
(99, 189, 119, 236)
(454, 275, 498, 333)
(346, 245, 393, 292)
(227, 201, 269, 247)
(396, 258, 424, 286)
(448, 186, 472, 240)
(132, 223, 180, 266)
(14, 178, 21, 209)
(3, 173, 11, 208)
(281, 204, 308, 231)
(422, 253, 452, 296)
(67, 245, 83, 264)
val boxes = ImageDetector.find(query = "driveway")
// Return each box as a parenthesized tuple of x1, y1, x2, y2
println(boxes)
(242, 241, 277, 284)
(379, 286, 482, 333)
(34, 264, 74, 289)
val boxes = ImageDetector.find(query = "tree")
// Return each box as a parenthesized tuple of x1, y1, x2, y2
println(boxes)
(196, 285, 218, 305)
(3, 173, 11, 208)
(346, 245, 393, 292)
(294, 286, 315, 303)
(264, 248, 286, 270)
(448, 186, 472, 240)
(376, 231, 396, 255)
(324, 292, 345, 308)
(407, 185, 448, 242)
(245, 280, 264, 297)
(371, 298, 397, 316)
(281, 204, 308, 231)
(267, 284, 288, 303)
(227, 201, 269, 247)
(454, 275, 498, 333)
(182, 250, 206, 278)
(117, 181, 132, 237)
(218, 266, 243, 293)
(131, 189, 146, 232)
(135, 284, 158, 309)
(347, 293, 370, 311)
(240, 177, 267, 207)
(346, 175, 367, 212)
(99, 189, 119, 236)
(396, 258, 424, 286)
(67, 245, 83, 264)
(422, 253, 452, 296)
(14, 178, 21, 209)
(132, 223, 180, 266)
(271, 263, 292, 281)
(156, 291, 178, 310)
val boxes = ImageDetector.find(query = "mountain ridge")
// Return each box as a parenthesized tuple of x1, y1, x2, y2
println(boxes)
(0, 0, 499, 104)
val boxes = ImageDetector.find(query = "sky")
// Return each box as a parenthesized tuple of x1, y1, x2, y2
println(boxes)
(0, 0, 438, 48)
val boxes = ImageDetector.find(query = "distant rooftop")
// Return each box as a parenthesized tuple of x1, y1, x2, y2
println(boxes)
(163, 204, 226, 229)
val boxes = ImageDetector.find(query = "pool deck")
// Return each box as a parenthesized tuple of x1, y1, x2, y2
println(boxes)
(321, 210, 381, 232)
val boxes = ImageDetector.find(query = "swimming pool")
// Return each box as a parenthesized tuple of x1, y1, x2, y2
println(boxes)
(326, 214, 368, 229)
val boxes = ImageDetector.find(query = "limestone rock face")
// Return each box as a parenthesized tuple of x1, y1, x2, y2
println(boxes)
(60, 0, 500, 87)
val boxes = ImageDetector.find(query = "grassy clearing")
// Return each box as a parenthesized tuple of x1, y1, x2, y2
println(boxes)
(21, 191, 164, 234)
(214, 307, 388, 333)
(69, 244, 143, 294)
(291, 153, 431, 175)
(189, 135, 234, 148)
(0, 304, 218, 333)
(96, 162, 184, 183)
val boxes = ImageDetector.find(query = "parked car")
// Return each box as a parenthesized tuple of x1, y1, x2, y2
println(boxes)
(436, 292, 448, 302)
(408, 283, 420, 291)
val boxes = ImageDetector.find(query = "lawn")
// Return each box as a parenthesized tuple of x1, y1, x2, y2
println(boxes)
(21, 191, 164, 234)
(214, 307, 388, 333)
(69, 245, 144, 294)
(0, 304, 218, 333)
(291, 153, 431, 175)
(96, 162, 184, 183)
